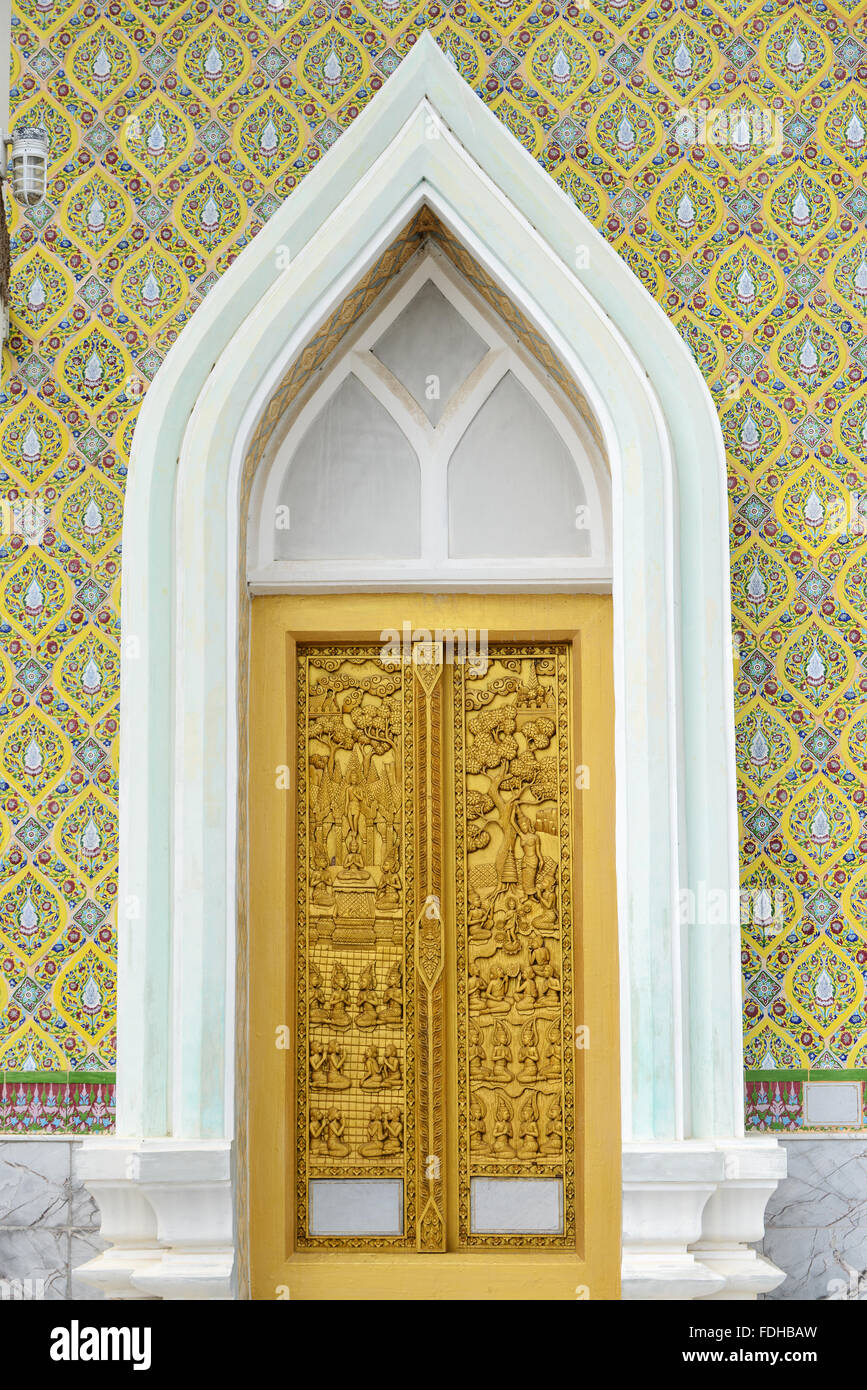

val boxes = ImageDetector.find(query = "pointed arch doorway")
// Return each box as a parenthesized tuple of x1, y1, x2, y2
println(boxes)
(74, 37, 785, 1304)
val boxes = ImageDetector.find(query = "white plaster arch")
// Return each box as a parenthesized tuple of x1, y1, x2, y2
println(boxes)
(75, 34, 784, 1302)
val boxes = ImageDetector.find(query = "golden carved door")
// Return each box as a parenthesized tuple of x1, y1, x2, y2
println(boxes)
(250, 596, 619, 1299)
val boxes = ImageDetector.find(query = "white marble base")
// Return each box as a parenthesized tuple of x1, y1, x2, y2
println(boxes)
(623, 1139, 787, 1301)
(73, 1139, 234, 1301)
(72, 1135, 786, 1300)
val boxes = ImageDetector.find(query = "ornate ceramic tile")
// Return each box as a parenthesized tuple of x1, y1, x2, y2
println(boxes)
(4, 0, 867, 1128)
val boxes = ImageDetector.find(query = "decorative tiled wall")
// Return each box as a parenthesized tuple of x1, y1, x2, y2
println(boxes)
(2, 0, 867, 1127)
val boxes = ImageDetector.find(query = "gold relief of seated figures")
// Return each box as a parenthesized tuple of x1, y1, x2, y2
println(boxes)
(359, 1106, 404, 1159)
(354, 961, 404, 1029)
(360, 1042, 404, 1090)
(468, 958, 562, 1018)
(469, 1091, 562, 1161)
(310, 1040, 352, 1090)
(310, 1106, 351, 1158)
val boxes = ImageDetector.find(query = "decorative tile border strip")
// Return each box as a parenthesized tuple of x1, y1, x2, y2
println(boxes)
(0, 1072, 115, 1133)
(745, 1071, 867, 1133)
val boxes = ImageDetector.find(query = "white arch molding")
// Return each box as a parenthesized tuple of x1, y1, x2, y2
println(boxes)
(74, 35, 785, 1301)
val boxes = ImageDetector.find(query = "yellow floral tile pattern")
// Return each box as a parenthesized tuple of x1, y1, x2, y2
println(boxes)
(3, 0, 867, 1126)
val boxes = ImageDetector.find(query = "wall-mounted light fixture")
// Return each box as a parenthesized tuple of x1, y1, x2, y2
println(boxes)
(1, 126, 50, 344)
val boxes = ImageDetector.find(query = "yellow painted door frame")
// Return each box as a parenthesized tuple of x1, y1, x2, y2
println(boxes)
(249, 594, 620, 1299)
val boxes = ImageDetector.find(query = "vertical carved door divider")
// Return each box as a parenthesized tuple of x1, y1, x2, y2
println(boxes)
(412, 641, 446, 1252)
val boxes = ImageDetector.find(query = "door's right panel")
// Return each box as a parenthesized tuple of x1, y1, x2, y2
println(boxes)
(453, 644, 577, 1248)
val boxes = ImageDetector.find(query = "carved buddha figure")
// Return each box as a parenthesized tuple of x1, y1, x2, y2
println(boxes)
(337, 767, 369, 881)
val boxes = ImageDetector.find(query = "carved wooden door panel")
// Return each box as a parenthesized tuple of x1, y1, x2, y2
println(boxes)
(295, 643, 445, 1250)
(295, 639, 575, 1251)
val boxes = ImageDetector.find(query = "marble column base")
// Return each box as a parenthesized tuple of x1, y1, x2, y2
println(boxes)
(623, 1139, 787, 1300)
(73, 1139, 234, 1301)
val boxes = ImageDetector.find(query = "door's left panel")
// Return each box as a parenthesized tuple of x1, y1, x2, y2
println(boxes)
(295, 644, 419, 1249)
